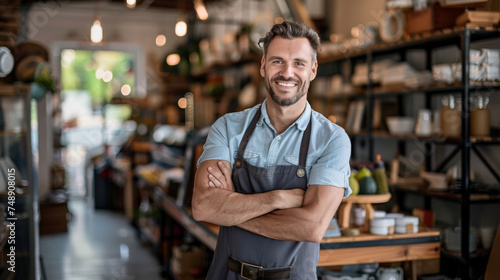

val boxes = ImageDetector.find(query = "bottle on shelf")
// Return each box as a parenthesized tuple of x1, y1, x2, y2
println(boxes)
(373, 154, 389, 194)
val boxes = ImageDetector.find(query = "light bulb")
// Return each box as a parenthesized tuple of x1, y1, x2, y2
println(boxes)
(156, 34, 166, 47)
(166, 54, 180, 66)
(194, 0, 208, 21)
(121, 84, 131, 96)
(126, 0, 136, 8)
(175, 20, 187, 37)
(178, 97, 187, 109)
(90, 19, 103, 43)
(103, 71, 113, 82)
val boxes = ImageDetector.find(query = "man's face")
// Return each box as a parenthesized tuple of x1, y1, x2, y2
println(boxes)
(260, 36, 318, 107)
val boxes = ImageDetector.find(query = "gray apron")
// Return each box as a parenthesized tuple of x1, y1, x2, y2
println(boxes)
(206, 107, 318, 280)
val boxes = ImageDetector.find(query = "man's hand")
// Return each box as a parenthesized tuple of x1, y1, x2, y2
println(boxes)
(207, 161, 234, 191)
(274, 188, 305, 209)
(207, 161, 305, 208)
(193, 160, 306, 226)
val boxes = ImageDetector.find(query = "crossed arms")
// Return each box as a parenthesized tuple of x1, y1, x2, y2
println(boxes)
(192, 160, 344, 243)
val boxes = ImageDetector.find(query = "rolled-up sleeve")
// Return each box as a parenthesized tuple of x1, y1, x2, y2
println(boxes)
(308, 129, 352, 198)
(197, 117, 232, 167)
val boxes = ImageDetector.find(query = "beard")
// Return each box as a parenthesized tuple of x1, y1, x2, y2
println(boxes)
(265, 76, 309, 107)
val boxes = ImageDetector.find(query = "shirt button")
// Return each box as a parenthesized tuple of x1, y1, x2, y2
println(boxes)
(276, 136, 281, 140)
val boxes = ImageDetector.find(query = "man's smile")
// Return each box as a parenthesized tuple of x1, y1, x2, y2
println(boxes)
(276, 81, 297, 87)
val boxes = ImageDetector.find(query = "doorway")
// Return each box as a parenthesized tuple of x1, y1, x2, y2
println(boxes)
(55, 43, 145, 199)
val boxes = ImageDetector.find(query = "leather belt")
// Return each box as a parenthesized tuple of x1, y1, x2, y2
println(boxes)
(227, 257, 291, 280)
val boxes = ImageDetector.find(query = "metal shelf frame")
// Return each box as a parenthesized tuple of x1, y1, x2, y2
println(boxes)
(319, 27, 500, 280)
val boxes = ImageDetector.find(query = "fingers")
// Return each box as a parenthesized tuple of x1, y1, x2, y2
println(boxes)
(218, 161, 232, 178)
(208, 166, 225, 182)
(208, 174, 222, 188)
(206, 162, 234, 191)
(207, 167, 231, 190)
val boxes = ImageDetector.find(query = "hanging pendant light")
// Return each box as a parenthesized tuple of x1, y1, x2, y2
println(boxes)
(174, 0, 188, 37)
(90, 18, 103, 43)
(156, 34, 166, 47)
(90, 3, 103, 43)
(194, 0, 208, 21)
(125, 0, 136, 9)
(175, 19, 187, 37)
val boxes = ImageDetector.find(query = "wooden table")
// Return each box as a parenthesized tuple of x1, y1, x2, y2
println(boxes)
(152, 187, 440, 280)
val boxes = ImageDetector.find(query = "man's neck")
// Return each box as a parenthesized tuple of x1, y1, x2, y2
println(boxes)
(266, 99, 307, 134)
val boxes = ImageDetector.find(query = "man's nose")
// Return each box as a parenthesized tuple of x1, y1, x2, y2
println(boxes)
(280, 63, 294, 78)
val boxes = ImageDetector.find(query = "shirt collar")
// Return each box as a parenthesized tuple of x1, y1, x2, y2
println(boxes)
(258, 99, 312, 132)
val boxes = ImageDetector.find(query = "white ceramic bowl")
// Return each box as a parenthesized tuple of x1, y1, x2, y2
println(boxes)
(385, 213, 405, 219)
(371, 226, 393, 235)
(371, 218, 395, 227)
(371, 218, 396, 235)
(386, 117, 415, 135)
(374, 210, 386, 218)
(395, 216, 419, 233)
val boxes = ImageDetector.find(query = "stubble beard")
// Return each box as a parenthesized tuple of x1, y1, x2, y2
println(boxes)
(265, 76, 309, 107)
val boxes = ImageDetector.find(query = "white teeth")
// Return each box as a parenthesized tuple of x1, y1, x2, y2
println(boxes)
(277, 82, 295, 87)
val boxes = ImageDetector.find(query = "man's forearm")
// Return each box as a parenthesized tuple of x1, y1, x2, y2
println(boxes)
(238, 185, 344, 243)
(193, 186, 282, 226)
(192, 160, 304, 226)
(238, 207, 320, 242)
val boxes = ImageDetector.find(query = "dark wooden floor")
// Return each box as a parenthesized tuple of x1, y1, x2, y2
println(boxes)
(40, 199, 163, 280)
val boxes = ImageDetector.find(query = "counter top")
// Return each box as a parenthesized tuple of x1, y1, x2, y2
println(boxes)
(151, 185, 441, 268)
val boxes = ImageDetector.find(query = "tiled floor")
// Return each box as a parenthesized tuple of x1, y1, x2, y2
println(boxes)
(40, 199, 163, 280)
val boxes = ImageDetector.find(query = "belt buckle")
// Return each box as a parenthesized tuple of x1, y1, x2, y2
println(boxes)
(240, 261, 263, 280)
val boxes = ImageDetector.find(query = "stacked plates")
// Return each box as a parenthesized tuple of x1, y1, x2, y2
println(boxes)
(444, 227, 477, 253)
(395, 216, 419, 234)
(370, 218, 395, 235)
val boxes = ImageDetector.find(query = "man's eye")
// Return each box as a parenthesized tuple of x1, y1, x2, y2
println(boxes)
(273, 60, 283, 64)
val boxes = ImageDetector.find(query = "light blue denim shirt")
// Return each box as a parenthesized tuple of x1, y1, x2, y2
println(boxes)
(198, 100, 352, 198)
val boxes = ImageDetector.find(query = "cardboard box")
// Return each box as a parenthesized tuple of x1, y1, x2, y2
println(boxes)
(404, 4, 464, 34)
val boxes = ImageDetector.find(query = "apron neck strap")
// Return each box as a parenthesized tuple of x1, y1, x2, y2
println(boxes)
(236, 106, 261, 161)
(299, 116, 312, 168)
(236, 106, 312, 170)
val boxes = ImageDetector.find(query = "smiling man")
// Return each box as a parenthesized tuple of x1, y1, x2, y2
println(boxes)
(192, 21, 352, 279)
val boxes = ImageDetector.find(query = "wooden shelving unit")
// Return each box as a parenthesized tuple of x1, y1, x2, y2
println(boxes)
(314, 27, 500, 279)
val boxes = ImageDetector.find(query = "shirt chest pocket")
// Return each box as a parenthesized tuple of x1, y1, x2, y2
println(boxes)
(233, 149, 260, 166)
(285, 155, 313, 172)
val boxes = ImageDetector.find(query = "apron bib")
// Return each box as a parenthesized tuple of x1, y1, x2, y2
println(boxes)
(206, 108, 318, 280)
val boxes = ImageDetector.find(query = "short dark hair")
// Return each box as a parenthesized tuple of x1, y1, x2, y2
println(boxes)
(258, 21, 321, 61)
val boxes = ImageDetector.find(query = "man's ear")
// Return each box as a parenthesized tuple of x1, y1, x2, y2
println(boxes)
(310, 60, 318, 81)
(260, 55, 266, 78)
